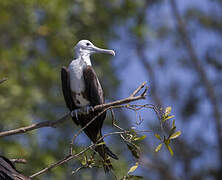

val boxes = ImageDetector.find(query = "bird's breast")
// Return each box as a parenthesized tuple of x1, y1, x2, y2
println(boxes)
(68, 60, 90, 107)
(68, 60, 85, 93)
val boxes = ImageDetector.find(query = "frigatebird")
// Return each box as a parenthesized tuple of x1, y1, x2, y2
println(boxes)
(61, 40, 118, 172)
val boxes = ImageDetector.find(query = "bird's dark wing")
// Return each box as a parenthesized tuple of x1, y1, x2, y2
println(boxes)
(0, 156, 30, 180)
(83, 65, 105, 106)
(61, 67, 79, 125)
(83, 65, 118, 168)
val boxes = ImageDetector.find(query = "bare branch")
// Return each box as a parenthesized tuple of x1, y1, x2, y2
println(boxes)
(30, 130, 149, 179)
(0, 78, 7, 84)
(170, 0, 222, 168)
(0, 114, 70, 138)
(0, 82, 147, 138)
(130, 81, 147, 97)
(10, 158, 27, 164)
(30, 131, 126, 178)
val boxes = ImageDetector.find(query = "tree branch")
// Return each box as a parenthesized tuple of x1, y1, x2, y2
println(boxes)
(0, 114, 70, 138)
(0, 78, 7, 84)
(0, 82, 147, 138)
(10, 158, 27, 164)
(170, 0, 222, 170)
(30, 130, 148, 179)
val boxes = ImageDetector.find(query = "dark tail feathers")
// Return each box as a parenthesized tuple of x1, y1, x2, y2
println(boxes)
(95, 143, 118, 173)
(104, 145, 118, 160)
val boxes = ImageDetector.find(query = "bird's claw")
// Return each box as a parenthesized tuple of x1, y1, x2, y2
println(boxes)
(86, 105, 94, 114)
(71, 109, 79, 121)
(79, 105, 94, 114)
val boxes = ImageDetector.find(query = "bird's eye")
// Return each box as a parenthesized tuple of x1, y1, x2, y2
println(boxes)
(86, 43, 90, 46)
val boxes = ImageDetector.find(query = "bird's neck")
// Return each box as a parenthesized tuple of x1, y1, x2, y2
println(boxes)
(81, 55, 92, 66)
(76, 53, 92, 66)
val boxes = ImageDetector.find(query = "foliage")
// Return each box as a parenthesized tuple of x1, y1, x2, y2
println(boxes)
(0, 0, 145, 179)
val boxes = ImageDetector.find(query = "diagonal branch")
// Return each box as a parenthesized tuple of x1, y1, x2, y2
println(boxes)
(0, 82, 148, 138)
(170, 0, 222, 170)
(30, 130, 149, 179)
(0, 78, 7, 84)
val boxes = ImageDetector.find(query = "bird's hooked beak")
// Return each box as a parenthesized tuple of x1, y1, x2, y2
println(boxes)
(91, 45, 115, 56)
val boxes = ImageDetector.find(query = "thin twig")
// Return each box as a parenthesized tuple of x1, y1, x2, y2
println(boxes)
(130, 81, 147, 97)
(10, 158, 27, 164)
(30, 130, 149, 179)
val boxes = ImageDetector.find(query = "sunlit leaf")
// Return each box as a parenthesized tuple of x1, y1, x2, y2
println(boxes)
(165, 106, 172, 116)
(96, 142, 105, 146)
(169, 131, 181, 139)
(134, 135, 146, 141)
(81, 156, 87, 166)
(121, 175, 144, 180)
(155, 134, 161, 140)
(128, 162, 139, 174)
(155, 143, 163, 152)
(169, 126, 176, 136)
(163, 115, 175, 122)
(172, 119, 175, 128)
(167, 145, 174, 156)
(164, 138, 171, 146)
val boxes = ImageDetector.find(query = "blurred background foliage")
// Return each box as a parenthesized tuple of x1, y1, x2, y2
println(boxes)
(0, 0, 222, 180)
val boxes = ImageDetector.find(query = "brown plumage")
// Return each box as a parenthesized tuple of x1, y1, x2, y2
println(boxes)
(61, 65, 118, 172)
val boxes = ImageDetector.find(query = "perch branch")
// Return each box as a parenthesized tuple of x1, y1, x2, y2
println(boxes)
(0, 82, 147, 138)
(0, 78, 7, 84)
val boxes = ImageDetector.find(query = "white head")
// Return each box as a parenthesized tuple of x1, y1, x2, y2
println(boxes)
(74, 40, 115, 59)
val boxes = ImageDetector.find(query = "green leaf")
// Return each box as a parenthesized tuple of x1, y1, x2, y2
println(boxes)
(134, 135, 147, 141)
(128, 162, 139, 174)
(163, 115, 175, 122)
(167, 145, 174, 156)
(169, 131, 181, 139)
(165, 106, 172, 116)
(155, 134, 161, 140)
(172, 119, 175, 128)
(155, 143, 163, 152)
(96, 142, 105, 146)
(169, 126, 176, 137)
(164, 138, 171, 146)
(81, 156, 87, 166)
(123, 175, 144, 180)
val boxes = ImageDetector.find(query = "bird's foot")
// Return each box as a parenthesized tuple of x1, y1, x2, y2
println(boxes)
(80, 105, 94, 114)
(71, 109, 79, 121)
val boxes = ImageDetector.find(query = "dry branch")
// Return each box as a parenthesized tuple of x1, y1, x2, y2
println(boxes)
(30, 130, 147, 178)
(0, 82, 147, 138)
(10, 158, 27, 164)
(170, 0, 222, 167)
(0, 78, 7, 84)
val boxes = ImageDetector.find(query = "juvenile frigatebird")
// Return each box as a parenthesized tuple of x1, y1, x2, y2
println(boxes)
(61, 40, 118, 172)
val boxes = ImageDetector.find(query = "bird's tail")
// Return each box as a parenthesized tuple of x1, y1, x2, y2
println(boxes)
(95, 140, 118, 173)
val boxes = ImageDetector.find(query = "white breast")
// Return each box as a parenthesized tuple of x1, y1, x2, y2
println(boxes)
(68, 59, 89, 107)
(68, 59, 85, 93)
